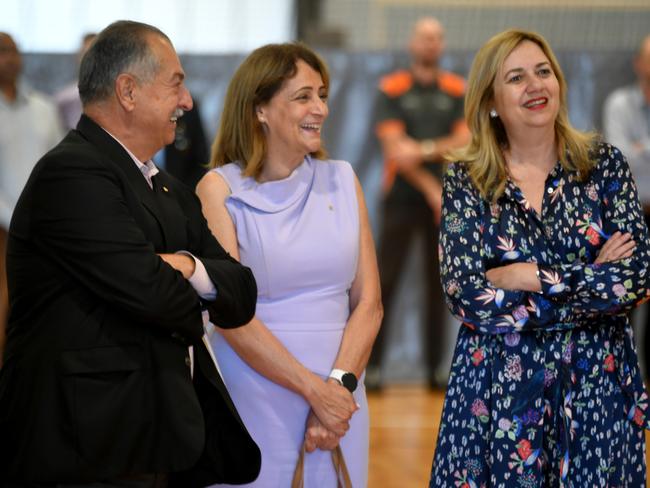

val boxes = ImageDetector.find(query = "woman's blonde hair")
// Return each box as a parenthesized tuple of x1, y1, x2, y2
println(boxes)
(452, 28, 597, 200)
(208, 43, 329, 179)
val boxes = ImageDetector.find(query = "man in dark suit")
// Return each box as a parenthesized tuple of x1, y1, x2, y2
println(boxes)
(0, 21, 260, 487)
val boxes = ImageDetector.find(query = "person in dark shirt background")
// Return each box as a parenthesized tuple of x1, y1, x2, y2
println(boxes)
(367, 17, 470, 390)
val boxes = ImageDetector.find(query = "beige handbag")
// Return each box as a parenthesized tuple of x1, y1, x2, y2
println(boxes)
(290, 444, 353, 488)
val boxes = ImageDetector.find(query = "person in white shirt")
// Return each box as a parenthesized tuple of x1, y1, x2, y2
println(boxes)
(603, 34, 650, 383)
(0, 32, 64, 363)
(603, 35, 650, 213)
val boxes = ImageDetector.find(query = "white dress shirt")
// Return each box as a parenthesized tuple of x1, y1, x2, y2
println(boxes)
(0, 84, 64, 229)
(603, 84, 650, 205)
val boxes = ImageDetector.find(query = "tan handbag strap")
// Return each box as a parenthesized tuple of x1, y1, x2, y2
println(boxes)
(331, 445, 353, 488)
(291, 445, 306, 488)
(291, 444, 353, 488)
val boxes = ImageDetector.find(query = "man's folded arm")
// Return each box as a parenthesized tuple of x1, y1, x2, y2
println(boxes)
(27, 159, 205, 339)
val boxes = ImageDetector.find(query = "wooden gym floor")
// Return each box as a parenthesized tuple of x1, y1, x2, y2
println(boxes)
(367, 386, 442, 488)
(367, 386, 650, 488)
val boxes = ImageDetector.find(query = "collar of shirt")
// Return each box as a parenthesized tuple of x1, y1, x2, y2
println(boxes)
(628, 84, 650, 110)
(636, 86, 650, 124)
(100, 127, 160, 188)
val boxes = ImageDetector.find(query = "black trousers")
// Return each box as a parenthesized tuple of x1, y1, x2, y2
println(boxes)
(367, 200, 446, 382)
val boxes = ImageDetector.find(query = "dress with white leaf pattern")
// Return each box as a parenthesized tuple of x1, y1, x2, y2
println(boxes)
(431, 143, 650, 488)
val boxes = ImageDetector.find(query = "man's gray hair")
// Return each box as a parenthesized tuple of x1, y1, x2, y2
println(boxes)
(78, 20, 170, 105)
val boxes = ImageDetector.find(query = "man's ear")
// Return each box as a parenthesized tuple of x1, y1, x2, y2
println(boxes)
(115, 73, 138, 112)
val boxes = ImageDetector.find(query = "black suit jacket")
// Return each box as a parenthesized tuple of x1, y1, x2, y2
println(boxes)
(0, 115, 260, 485)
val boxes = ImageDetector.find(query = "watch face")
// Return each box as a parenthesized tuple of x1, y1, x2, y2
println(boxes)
(342, 372, 358, 392)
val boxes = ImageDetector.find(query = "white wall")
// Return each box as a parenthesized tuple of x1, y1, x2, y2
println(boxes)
(1, 0, 295, 53)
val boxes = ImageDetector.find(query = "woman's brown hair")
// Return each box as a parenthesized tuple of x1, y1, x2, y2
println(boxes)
(209, 42, 329, 179)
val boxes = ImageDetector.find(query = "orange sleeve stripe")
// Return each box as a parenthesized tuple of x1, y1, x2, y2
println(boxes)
(438, 71, 466, 98)
(375, 119, 406, 139)
(382, 159, 398, 193)
(379, 70, 413, 98)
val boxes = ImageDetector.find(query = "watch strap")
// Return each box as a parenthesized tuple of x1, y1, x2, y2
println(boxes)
(329, 368, 358, 392)
(329, 368, 347, 384)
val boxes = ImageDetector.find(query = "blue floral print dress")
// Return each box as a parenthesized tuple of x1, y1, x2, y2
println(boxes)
(430, 143, 650, 488)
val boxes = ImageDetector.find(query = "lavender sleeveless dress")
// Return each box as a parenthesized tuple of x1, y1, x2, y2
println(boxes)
(207, 156, 369, 487)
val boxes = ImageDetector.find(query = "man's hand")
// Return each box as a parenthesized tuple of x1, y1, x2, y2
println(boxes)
(385, 137, 423, 171)
(304, 410, 341, 452)
(158, 253, 195, 279)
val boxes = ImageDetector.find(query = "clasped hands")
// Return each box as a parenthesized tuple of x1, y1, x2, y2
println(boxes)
(486, 231, 635, 291)
(159, 251, 358, 452)
(303, 377, 358, 452)
(385, 137, 424, 171)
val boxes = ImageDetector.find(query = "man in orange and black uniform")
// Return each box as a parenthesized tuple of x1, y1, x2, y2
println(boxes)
(367, 17, 470, 390)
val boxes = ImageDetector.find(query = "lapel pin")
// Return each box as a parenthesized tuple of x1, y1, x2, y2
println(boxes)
(162, 186, 169, 193)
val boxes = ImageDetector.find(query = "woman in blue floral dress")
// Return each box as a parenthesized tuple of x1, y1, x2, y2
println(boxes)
(430, 29, 650, 487)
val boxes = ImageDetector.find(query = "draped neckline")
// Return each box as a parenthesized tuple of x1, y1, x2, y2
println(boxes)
(218, 156, 315, 214)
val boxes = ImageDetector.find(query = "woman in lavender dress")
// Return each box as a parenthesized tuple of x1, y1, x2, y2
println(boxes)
(196, 43, 382, 487)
